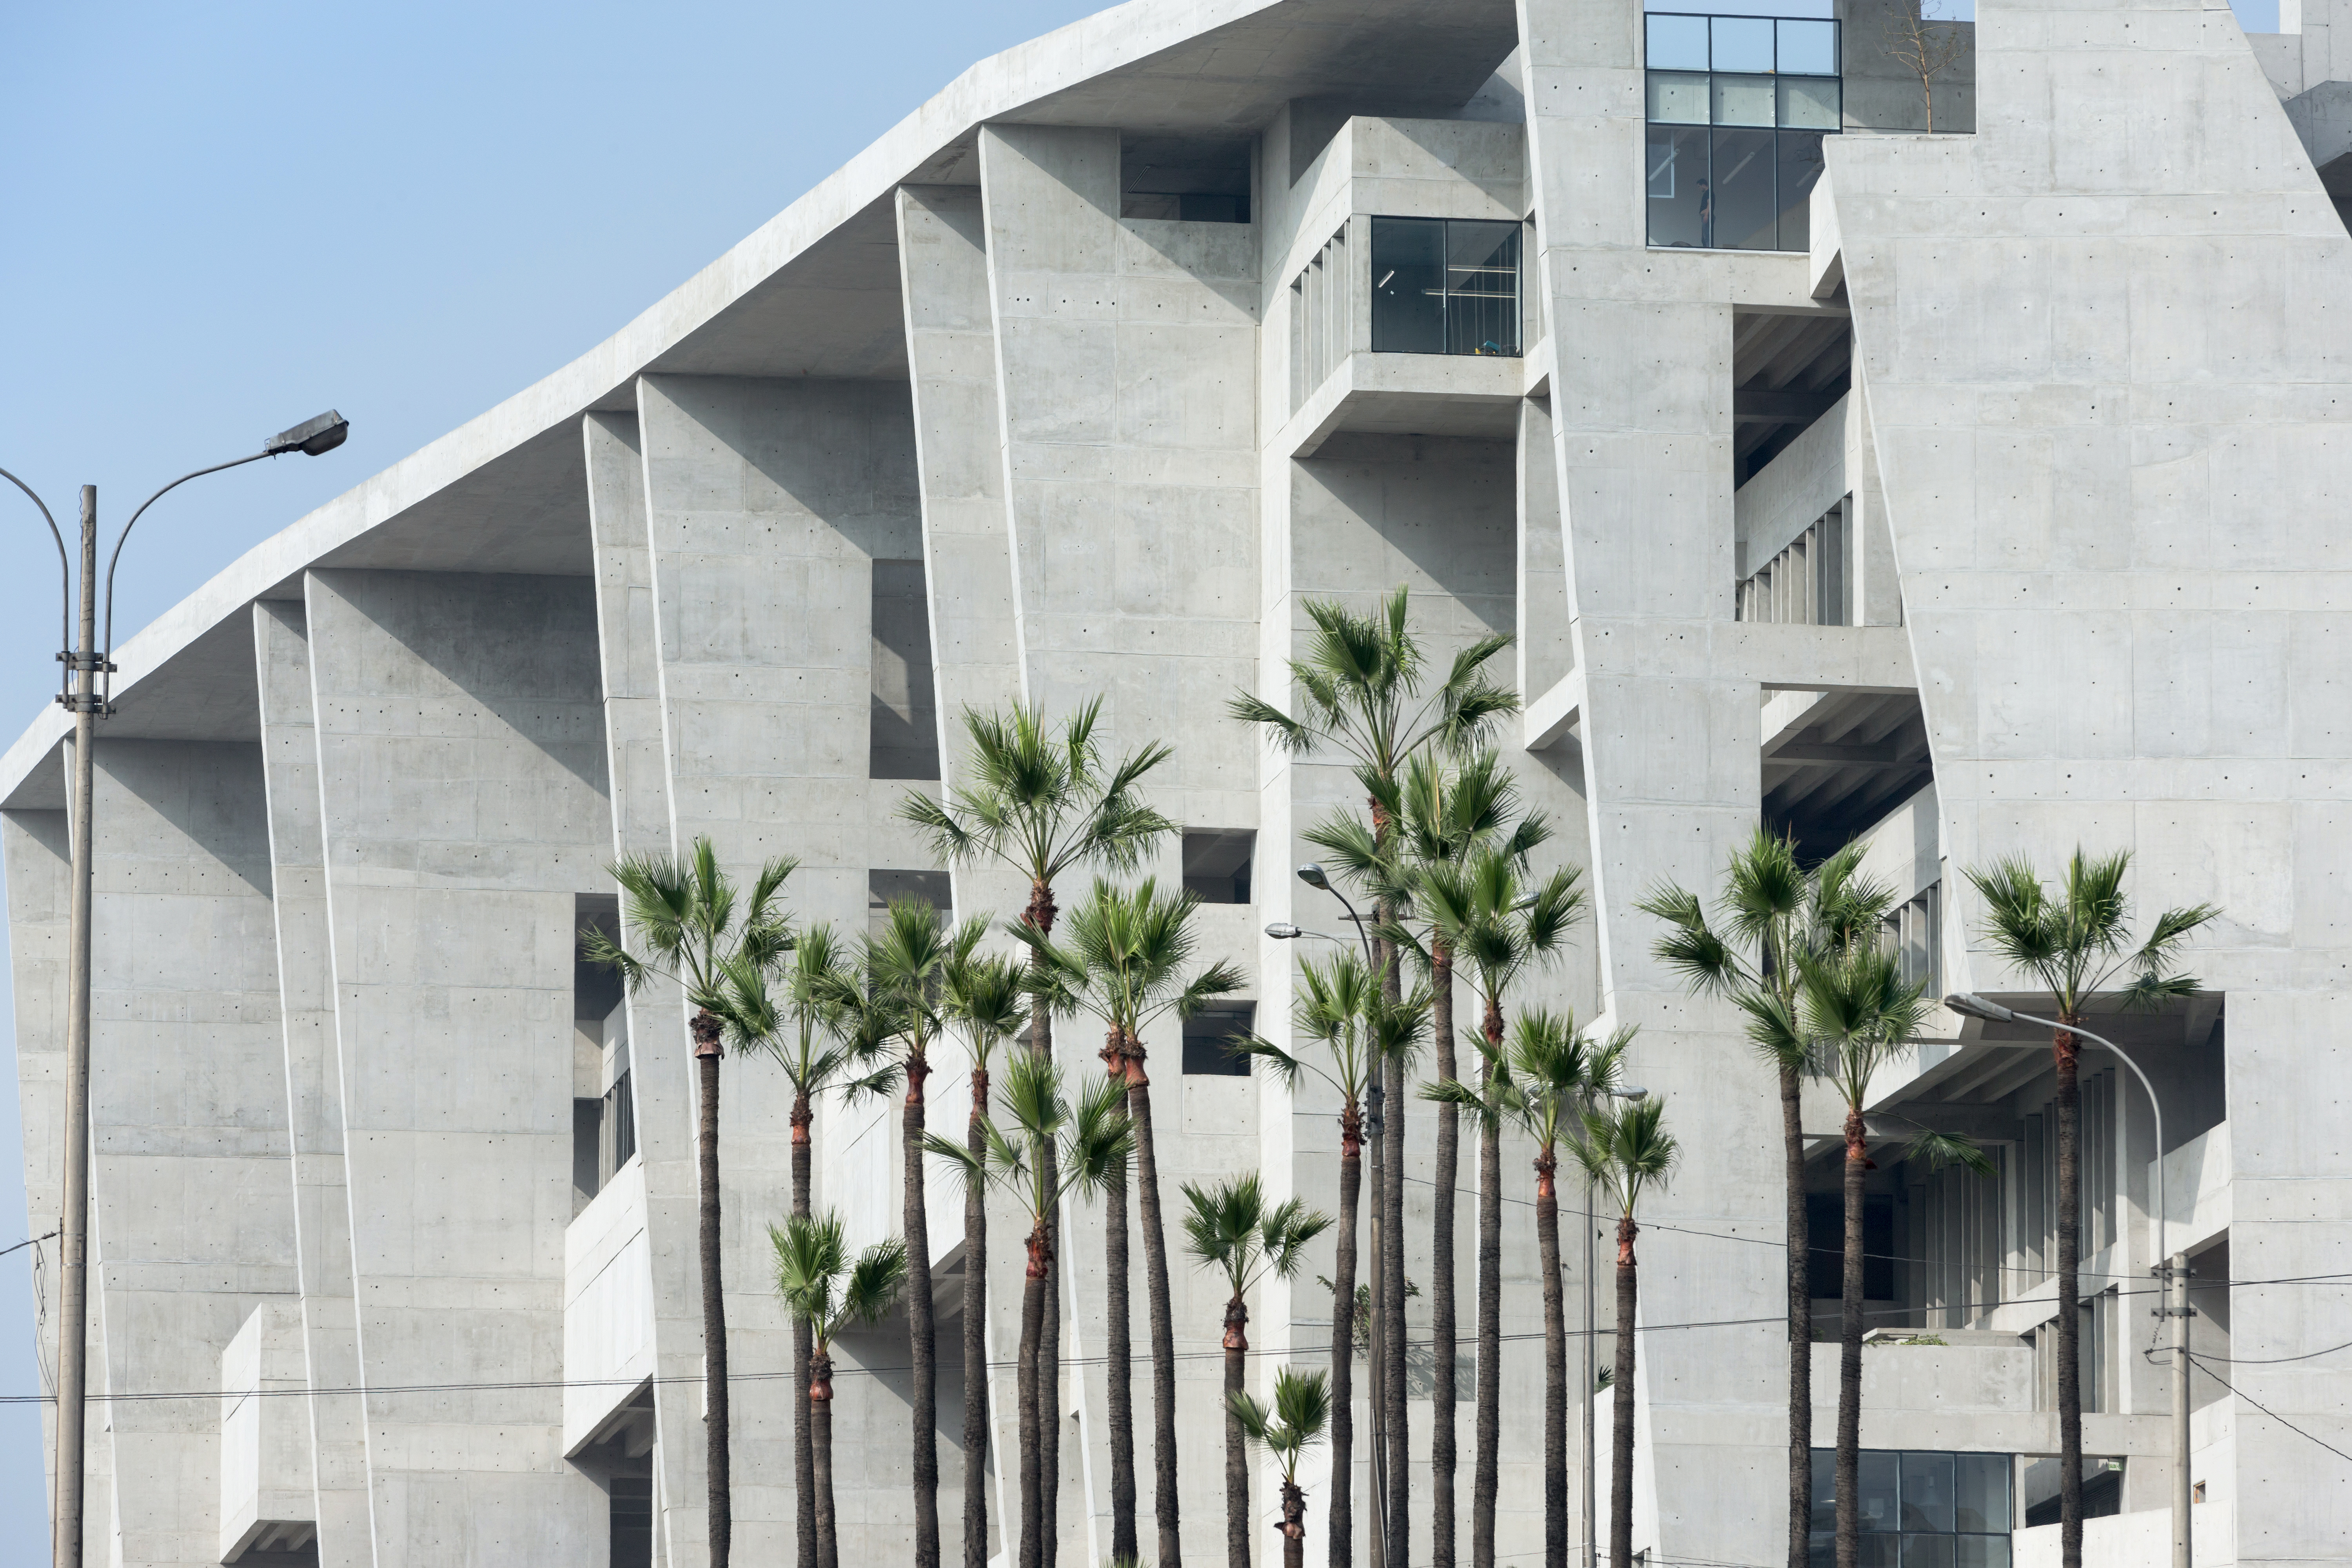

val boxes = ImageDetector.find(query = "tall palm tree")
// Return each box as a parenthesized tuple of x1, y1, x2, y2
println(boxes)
(928, 1052, 1133, 1568)
(584, 837, 795, 1568)
(1568, 1098, 1679, 1568)
(1181, 1174, 1334, 1568)
(773, 1212, 910, 1568)
(943, 944, 1029, 1568)
(901, 696, 1178, 1567)
(1232, 584, 1518, 1568)
(867, 900, 991, 1568)
(1964, 851, 2213, 1568)
(1637, 832, 1887, 1568)
(713, 925, 894, 1568)
(1801, 941, 1988, 1568)
(1230, 1369, 1334, 1568)
(1418, 847, 1586, 1568)
(1015, 877, 1244, 1568)
(1431, 1009, 1630, 1568)
(1240, 951, 1425, 1568)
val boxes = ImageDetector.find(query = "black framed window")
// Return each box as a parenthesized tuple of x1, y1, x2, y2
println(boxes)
(1370, 217, 1523, 357)
(1809, 1449, 2013, 1566)
(1182, 1004, 1255, 1076)
(1645, 13, 1838, 251)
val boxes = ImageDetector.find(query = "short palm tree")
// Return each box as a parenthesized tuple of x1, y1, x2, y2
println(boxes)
(1418, 846, 1586, 1568)
(1231, 584, 1518, 1568)
(927, 1052, 1133, 1568)
(900, 696, 1177, 1567)
(1230, 1368, 1334, 1568)
(1430, 1009, 1630, 1568)
(941, 943, 1029, 1568)
(1964, 850, 2212, 1568)
(1637, 832, 1886, 1568)
(1568, 1097, 1679, 1568)
(772, 1212, 909, 1568)
(1015, 877, 1243, 1568)
(1800, 941, 1989, 1568)
(1241, 951, 1424, 1568)
(1181, 1174, 1334, 1568)
(584, 837, 794, 1568)
(713, 924, 893, 1568)
(866, 899, 991, 1568)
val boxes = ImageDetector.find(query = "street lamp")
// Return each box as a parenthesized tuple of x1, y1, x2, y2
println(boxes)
(0, 410, 350, 1568)
(1945, 991, 2189, 1568)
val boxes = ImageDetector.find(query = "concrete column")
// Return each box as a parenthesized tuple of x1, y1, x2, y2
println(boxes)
(253, 600, 372, 1564)
(81, 739, 300, 1568)
(304, 567, 609, 1566)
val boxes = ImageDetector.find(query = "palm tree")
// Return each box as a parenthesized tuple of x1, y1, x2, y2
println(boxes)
(1637, 833, 1887, 1568)
(1240, 952, 1424, 1568)
(1801, 941, 1988, 1568)
(1181, 1174, 1334, 1568)
(867, 899, 991, 1568)
(941, 943, 1028, 1568)
(1015, 877, 1244, 1568)
(1231, 584, 1518, 1568)
(584, 837, 794, 1568)
(1568, 1098, 1679, 1568)
(712, 925, 894, 1568)
(1418, 847, 1586, 1568)
(901, 697, 1178, 1567)
(773, 1212, 910, 1568)
(928, 1052, 1133, 1568)
(1230, 1369, 1334, 1568)
(1964, 851, 2213, 1568)
(1430, 1009, 1630, 1568)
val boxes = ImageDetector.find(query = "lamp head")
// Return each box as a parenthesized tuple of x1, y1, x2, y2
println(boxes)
(266, 410, 350, 457)
(1296, 863, 1332, 891)
(1610, 1086, 1649, 1101)
(1265, 923, 1302, 940)
(1943, 992, 2017, 1024)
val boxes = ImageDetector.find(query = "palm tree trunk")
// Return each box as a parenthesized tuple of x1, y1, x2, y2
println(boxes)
(1834, 1109, 1867, 1568)
(1608, 1220, 1637, 1568)
(1380, 1045, 1408, 1568)
(1330, 1108, 1362, 1568)
(1535, 1152, 1566, 1568)
(907, 1052, 942, 1568)
(2054, 1023, 2083, 1568)
(812, 1347, 838, 1568)
(794, 1093, 818, 1568)
(965, 1069, 992, 1568)
(1430, 943, 1457, 1568)
(1281, 1479, 1307, 1568)
(1019, 1223, 1049, 1568)
(1129, 1054, 1183, 1568)
(1027, 884, 1063, 1568)
(692, 1015, 732, 1568)
(1223, 1296, 1250, 1568)
(1472, 1000, 1504, 1568)
(1103, 1032, 1139, 1563)
(1779, 1064, 1808, 1568)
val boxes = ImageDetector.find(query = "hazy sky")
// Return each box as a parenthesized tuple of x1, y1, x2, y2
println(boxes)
(0, 0, 2289, 1552)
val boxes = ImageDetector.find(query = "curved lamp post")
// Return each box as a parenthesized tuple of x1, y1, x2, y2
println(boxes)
(3, 410, 348, 1568)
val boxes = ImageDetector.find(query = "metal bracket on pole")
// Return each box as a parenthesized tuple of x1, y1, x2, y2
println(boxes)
(55, 651, 114, 672)
(54, 693, 114, 716)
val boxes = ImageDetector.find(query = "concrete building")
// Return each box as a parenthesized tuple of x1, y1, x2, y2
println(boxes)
(8, 0, 2351, 1562)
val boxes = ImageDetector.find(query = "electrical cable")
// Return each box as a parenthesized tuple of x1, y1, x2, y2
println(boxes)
(2183, 1351, 2352, 1466)
(0, 1229, 56, 1260)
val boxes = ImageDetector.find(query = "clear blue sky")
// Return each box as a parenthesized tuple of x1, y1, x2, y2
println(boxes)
(0, 0, 2290, 1555)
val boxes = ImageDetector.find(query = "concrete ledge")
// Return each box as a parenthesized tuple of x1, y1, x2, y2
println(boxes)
(1283, 348, 1528, 456)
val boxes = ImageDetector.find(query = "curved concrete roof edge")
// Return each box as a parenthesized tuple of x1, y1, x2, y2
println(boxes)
(0, 0, 1276, 806)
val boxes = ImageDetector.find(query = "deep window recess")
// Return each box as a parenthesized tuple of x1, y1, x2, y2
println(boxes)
(575, 898, 635, 1210)
(1182, 829, 1254, 905)
(1885, 880, 1940, 993)
(1805, 1192, 1894, 1301)
(871, 560, 941, 781)
(1646, 13, 1838, 252)
(1370, 217, 1523, 357)
(1181, 1003, 1255, 1076)
(1809, 1448, 2013, 1566)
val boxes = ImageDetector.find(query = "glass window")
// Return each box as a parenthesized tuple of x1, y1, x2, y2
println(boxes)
(1646, 124, 1710, 248)
(1445, 220, 1521, 356)
(1370, 217, 1445, 354)
(1955, 1455, 2010, 1532)
(1780, 76, 1841, 130)
(1954, 1539, 2011, 1568)
(1810, 1451, 2013, 1568)
(1712, 73, 1776, 127)
(1900, 1453, 1958, 1532)
(1775, 130, 1826, 250)
(1857, 1451, 1900, 1533)
(1903, 1539, 1956, 1568)
(1711, 15, 1774, 72)
(1647, 70, 1710, 124)
(1646, 12, 1709, 70)
(1709, 128, 1778, 250)
(1778, 18, 1839, 76)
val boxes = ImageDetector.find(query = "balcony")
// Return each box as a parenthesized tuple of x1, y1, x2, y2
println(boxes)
(1645, 11, 1840, 252)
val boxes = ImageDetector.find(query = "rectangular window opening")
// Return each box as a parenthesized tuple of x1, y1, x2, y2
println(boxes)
(573, 894, 635, 1210)
(1809, 1448, 2014, 1565)
(1182, 829, 1255, 906)
(1181, 1002, 1255, 1076)
(1644, 13, 1840, 252)
(871, 559, 941, 782)
(1370, 216, 1522, 358)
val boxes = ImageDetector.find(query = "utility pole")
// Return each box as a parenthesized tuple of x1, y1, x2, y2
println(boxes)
(53, 485, 99, 1568)
(2167, 1252, 2194, 1568)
